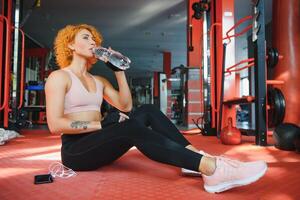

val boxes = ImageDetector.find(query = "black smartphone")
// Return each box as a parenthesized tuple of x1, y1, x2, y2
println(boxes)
(34, 174, 53, 184)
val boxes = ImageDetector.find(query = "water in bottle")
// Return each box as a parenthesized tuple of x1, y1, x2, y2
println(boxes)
(93, 47, 131, 70)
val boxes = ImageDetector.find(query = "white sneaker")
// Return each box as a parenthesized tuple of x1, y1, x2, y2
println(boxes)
(202, 156, 267, 193)
(181, 150, 213, 176)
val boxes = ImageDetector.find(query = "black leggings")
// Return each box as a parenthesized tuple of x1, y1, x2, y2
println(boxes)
(61, 104, 203, 171)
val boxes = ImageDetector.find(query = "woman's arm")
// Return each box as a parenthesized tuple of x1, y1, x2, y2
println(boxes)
(96, 71, 132, 112)
(45, 70, 101, 134)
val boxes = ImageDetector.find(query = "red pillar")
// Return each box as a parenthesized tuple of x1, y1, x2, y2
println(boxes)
(0, 0, 4, 81)
(186, 0, 204, 128)
(209, 0, 236, 131)
(163, 51, 172, 118)
(153, 71, 159, 106)
(218, 0, 236, 130)
(3, 0, 13, 128)
(153, 72, 159, 98)
(272, 0, 300, 125)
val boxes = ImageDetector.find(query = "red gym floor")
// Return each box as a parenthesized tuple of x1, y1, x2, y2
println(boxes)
(0, 130, 299, 200)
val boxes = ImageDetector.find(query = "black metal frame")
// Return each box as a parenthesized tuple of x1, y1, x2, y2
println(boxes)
(253, 0, 267, 146)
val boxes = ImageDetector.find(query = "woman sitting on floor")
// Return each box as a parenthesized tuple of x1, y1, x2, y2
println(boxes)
(45, 24, 267, 193)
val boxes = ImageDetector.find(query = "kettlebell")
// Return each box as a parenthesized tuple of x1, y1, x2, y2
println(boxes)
(220, 117, 242, 145)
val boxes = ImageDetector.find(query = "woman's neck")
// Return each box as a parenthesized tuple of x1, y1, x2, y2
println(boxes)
(68, 55, 89, 76)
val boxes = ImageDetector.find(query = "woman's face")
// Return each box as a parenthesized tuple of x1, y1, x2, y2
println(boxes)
(69, 29, 96, 58)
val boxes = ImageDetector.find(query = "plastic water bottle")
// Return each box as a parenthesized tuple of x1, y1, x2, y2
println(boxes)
(93, 47, 131, 70)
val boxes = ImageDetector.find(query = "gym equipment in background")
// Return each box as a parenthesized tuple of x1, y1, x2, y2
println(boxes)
(273, 123, 300, 151)
(220, 117, 242, 145)
(265, 87, 286, 128)
(267, 47, 280, 68)
(272, 0, 300, 126)
(294, 133, 300, 153)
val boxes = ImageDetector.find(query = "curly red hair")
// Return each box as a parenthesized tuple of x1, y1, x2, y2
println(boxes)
(54, 24, 103, 69)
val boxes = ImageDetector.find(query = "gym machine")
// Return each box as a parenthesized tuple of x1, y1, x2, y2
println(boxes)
(0, 0, 51, 130)
(187, 0, 286, 145)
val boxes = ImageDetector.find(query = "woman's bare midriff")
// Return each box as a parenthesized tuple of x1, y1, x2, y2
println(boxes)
(64, 110, 102, 122)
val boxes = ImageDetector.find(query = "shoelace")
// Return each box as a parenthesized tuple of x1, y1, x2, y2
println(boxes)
(48, 162, 77, 178)
(200, 151, 242, 168)
(217, 156, 241, 168)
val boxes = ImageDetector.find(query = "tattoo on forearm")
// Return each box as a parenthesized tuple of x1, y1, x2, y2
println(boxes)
(70, 121, 90, 130)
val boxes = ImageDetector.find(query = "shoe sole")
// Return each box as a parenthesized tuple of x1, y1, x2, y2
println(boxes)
(204, 164, 267, 193)
(182, 168, 202, 177)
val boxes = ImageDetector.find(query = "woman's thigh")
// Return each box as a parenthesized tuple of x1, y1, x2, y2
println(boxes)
(61, 121, 136, 171)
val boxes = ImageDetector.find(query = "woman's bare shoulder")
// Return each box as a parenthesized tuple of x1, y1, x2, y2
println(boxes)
(46, 69, 70, 87)
(48, 69, 70, 81)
